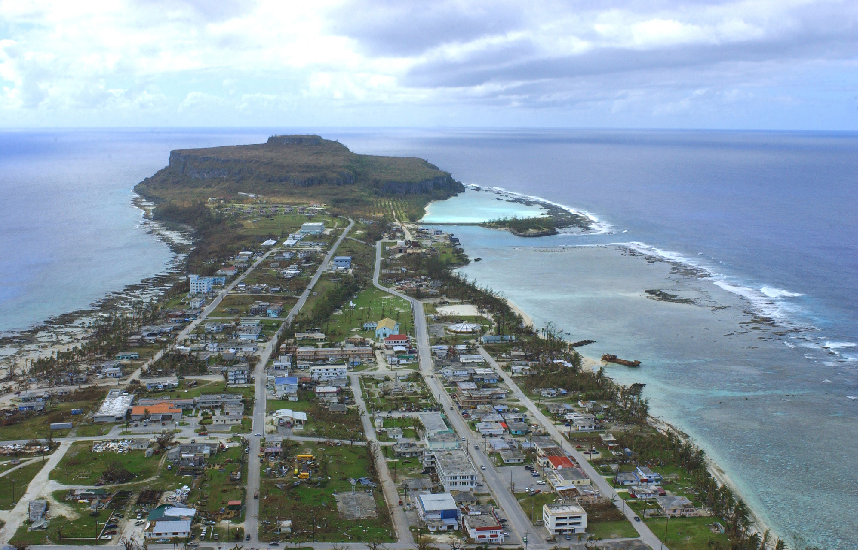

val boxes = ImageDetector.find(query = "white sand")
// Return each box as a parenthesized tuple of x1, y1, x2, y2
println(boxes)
(436, 304, 483, 317)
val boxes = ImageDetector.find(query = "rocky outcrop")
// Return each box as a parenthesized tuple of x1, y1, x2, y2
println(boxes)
(167, 151, 356, 186)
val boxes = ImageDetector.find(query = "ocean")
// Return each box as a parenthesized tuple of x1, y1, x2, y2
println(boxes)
(0, 128, 272, 334)
(0, 128, 855, 547)
(329, 129, 858, 548)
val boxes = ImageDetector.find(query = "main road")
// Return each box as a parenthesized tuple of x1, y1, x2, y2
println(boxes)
(245, 219, 354, 543)
(373, 241, 542, 550)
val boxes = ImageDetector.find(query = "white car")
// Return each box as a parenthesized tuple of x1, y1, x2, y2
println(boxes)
(254, 432, 262, 437)
(536, 480, 546, 485)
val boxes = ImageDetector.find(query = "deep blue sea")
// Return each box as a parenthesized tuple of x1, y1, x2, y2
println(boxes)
(1, 128, 856, 547)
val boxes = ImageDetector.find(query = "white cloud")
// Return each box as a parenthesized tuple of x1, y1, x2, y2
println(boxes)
(0, 0, 853, 128)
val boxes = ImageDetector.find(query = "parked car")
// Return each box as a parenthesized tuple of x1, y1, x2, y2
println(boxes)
(634, 516, 641, 522)
(246, 534, 251, 541)
(565, 534, 572, 541)
(480, 465, 486, 470)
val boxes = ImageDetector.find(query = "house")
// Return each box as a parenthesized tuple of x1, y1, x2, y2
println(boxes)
(416, 493, 459, 531)
(116, 352, 139, 360)
(375, 318, 400, 339)
(615, 472, 638, 486)
(506, 422, 530, 435)
(216, 266, 238, 277)
(267, 303, 284, 317)
(433, 450, 477, 492)
(101, 365, 122, 378)
(543, 503, 587, 535)
(462, 513, 504, 543)
(481, 335, 515, 344)
(634, 466, 663, 484)
(273, 409, 308, 428)
(131, 402, 183, 422)
(146, 519, 192, 540)
(476, 422, 506, 436)
(315, 386, 340, 403)
(510, 364, 531, 376)
(499, 450, 525, 464)
(655, 495, 697, 517)
(565, 413, 596, 431)
(274, 376, 299, 400)
(144, 377, 179, 391)
(333, 256, 351, 269)
(383, 334, 410, 348)
(196, 394, 243, 410)
(362, 321, 377, 330)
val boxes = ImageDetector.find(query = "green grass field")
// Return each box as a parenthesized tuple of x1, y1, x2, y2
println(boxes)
(645, 516, 730, 549)
(0, 460, 45, 510)
(586, 519, 639, 540)
(10, 489, 119, 546)
(50, 443, 159, 485)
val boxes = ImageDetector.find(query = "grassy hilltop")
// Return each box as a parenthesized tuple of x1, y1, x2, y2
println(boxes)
(134, 134, 464, 214)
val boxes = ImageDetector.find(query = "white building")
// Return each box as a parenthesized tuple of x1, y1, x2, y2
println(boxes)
(188, 274, 213, 295)
(146, 519, 192, 540)
(543, 503, 587, 535)
(299, 222, 325, 235)
(416, 493, 459, 531)
(462, 514, 504, 543)
(310, 365, 348, 381)
(93, 390, 133, 423)
(433, 450, 477, 492)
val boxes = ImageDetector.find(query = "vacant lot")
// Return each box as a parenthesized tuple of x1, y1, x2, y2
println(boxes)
(50, 442, 159, 486)
(258, 442, 393, 543)
(0, 460, 45, 509)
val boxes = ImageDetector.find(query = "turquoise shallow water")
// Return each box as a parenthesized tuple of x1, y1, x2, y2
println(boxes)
(423, 189, 546, 223)
(421, 189, 856, 549)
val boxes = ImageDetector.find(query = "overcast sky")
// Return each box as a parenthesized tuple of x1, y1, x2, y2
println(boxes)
(0, 0, 855, 129)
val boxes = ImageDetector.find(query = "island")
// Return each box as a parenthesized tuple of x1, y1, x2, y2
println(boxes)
(0, 135, 781, 550)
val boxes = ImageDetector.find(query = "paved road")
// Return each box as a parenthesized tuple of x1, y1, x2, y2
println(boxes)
(477, 346, 663, 550)
(350, 374, 414, 545)
(373, 241, 538, 549)
(245, 219, 354, 543)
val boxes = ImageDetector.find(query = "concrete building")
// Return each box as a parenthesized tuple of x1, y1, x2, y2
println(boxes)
(93, 390, 133, 423)
(146, 519, 192, 540)
(296, 347, 374, 363)
(433, 450, 477, 492)
(547, 468, 591, 492)
(416, 493, 459, 531)
(274, 376, 299, 400)
(655, 495, 697, 517)
(188, 274, 214, 295)
(333, 256, 351, 269)
(543, 503, 587, 535)
(462, 513, 504, 543)
(310, 364, 348, 381)
(131, 402, 183, 422)
(226, 366, 250, 385)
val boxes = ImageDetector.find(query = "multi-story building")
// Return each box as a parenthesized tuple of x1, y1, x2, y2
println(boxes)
(188, 274, 213, 295)
(433, 450, 477, 493)
(309, 364, 349, 381)
(543, 503, 587, 535)
(462, 513, 504, 543)
(416, 493, 459, 531)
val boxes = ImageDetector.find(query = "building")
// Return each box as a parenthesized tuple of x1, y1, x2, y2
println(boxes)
(548, 468, 591, 492)
(416, 493, 459, 531)
(93, 390, 133, 423)
(116, 352, 139, 360)
(272, 409, 308, 428)
(131, 402, 183, 422)
(137, 397, 195, 410)
(546, 455, 576, 470)
(146, 519, 192, 540)
(333, 256, 351, 269)
(362, 321, 377, 330)
(383, 334, 410, 348)
(655, 495, 697, 517)
(418, 412, 452, 437)
(101, 365, 122, 378)
(226, 366, 250, 385)
(543, 503, 587, 535)
(315, 386, 340, 403)
(196, 394, 243, 410)
(634, 466, 663, 485)
(462, 513, 504, 543)
(310, 364, 348, 381)
(299, 222, 325, 235)
(433, 450, 477, 492)
(144, 377, 179, 391)
(296, 347, 374, 364)
(274, 376, 299, 400)
(615, 472, 637, 486)
(29, 499, 48, 522)
(188, 274, 214, 295)
(375, 318, 400, 339)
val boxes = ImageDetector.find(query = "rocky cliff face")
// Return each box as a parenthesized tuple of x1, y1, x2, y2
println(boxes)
(167, 151, 356, 186)
(377, 175, 462, 195)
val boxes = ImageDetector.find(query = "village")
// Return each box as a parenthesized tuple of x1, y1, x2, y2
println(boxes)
(0, 199, 729, 550)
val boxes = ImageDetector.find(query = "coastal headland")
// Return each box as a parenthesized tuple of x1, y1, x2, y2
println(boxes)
(0, 135, 788, 550)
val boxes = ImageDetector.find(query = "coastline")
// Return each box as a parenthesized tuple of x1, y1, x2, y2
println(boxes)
(0, 195, 189, 374)
(423, 192, 780, 544)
